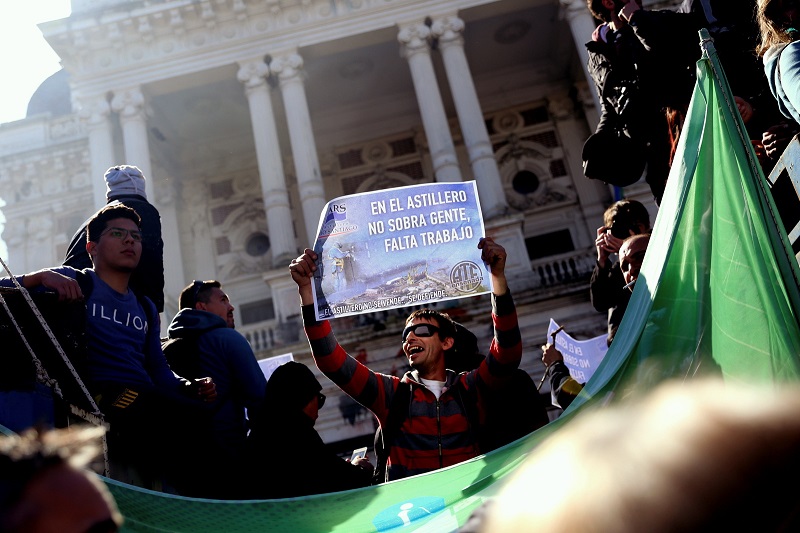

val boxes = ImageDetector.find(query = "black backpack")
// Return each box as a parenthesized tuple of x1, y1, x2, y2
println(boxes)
(161, 331, 219, 380)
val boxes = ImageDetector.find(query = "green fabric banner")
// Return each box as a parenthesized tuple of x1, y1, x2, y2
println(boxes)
(95, 32, 800, 531)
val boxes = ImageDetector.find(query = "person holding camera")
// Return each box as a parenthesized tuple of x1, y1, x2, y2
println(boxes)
(590, 199, 651, 346)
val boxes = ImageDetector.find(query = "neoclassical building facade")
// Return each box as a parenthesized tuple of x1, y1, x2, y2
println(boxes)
(0, 0, 668, 448)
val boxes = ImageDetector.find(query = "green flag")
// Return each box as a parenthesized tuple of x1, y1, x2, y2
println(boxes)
(97, 32, 800, 532)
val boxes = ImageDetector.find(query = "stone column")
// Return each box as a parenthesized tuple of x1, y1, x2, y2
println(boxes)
(111, 87, 155, 200)
(560, 0, 601, 129)
(547, 91, 607, 246)
(237, 58, 296, 266)
(76, 95, 115, 210)
(431, 15, 508, 219)
(270, 52, 327, 245)
(152, 172, 185, 323)
(398, 22, 461, 183)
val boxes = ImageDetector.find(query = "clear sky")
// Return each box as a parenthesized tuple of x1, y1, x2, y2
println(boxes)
(0, 1, 71, 262)
(0, 1, 71, 124)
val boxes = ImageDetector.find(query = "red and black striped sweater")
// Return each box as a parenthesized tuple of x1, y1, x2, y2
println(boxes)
(302, 291, 522, 481)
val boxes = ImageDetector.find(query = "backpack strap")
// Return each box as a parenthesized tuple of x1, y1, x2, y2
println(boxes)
(372, 380, 412, 485)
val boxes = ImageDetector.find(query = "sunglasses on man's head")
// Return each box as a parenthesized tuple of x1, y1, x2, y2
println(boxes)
(317, 392, 326, 408)
(402, 323, 440, 341)
(190, 280, 205, 303)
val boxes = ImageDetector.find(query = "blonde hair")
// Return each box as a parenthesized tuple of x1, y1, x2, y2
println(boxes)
(756, 0, 796, 56)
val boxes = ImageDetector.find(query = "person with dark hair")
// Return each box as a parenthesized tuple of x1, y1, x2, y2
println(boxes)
(590, 199, 651, 347)
(582, 0, 698, 204)
(0, 425, 123, 533)
(64, 165, 165, 313)
(0, 204, 216, 490)
(163, 279, 267, 498)
(289, 237, 521, 482)
(551, 232, 651, 411)
(443, 324, 550, 452)
(244, 361, 373, 498)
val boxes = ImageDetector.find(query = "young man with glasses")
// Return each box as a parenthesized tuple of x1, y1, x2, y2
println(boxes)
(289, 236, 521, 481)
(0, 204, 216, 491)
(64, 165, 165, 313)
(162, 279, 267, 498)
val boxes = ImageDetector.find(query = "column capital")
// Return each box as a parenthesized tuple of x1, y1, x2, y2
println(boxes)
(236, 59, 270, 89)
(270, 53, 304, 82)
(110, 87, 145, 118)
(398, 23, 432, 57)
(75, 95, 111, 126)
(546, 91, 577, 120)
(430, 16, 465, 47)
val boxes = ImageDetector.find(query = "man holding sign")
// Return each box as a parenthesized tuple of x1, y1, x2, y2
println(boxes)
(289, 237, 521, 481)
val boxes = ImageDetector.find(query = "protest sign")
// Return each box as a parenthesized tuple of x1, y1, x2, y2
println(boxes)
(258, 353, 294, 381)
(547, 319, 608, 383)
(311, 181, 487, 320)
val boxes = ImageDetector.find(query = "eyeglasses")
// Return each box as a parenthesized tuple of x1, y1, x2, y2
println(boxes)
(101, 227, 143, 242)
(402, 323, 440, 342)
(317, 393, 326, 408)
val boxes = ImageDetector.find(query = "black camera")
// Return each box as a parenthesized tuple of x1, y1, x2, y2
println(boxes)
(608, 222, 633, 239)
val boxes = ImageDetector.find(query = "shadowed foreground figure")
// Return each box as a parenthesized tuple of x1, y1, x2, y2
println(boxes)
(0, 425, 123, 533)
(481, 378, 800, 532)
(244, 361, 373, 498)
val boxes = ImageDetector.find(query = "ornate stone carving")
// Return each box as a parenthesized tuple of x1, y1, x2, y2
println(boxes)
(74, 96, 111, 126)
(430, 16, 464, 46)
(269, 53, 304, 81)
(236, 60, 270, 90)
(547, 92, 575, 120)
(398, 23, 431, 57)
(111, 88, 145, 118)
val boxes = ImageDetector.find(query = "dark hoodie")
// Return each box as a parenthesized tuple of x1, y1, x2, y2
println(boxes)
(166, 309, 267, 472)
(244, 361, 372, 498)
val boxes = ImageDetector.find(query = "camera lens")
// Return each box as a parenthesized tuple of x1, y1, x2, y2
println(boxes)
(609, 224, 630, 239)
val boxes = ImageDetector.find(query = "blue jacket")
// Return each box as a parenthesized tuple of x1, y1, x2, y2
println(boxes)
(764, 42, 800, 126)
(167, 309, 266, 456)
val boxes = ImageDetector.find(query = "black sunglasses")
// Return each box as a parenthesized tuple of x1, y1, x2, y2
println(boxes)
(317, 392, 326, 408)
(402, 323, 440, 341)
(190, 280, 204, 304)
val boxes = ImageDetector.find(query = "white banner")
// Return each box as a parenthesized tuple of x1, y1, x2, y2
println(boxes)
(547, 319, 608, 383)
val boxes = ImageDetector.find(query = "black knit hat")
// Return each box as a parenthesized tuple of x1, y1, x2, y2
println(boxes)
(444, 322, 484, 373)
(265, 361, 322, 411)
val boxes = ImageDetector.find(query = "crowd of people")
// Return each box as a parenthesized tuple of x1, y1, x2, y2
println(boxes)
(2, 0, 800, 528)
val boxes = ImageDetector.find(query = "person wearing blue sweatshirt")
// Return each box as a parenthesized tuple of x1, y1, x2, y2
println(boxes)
(0, 204, 216, 491)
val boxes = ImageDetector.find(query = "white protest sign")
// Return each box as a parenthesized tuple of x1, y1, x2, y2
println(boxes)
(258, 353, 294, 381)
(547, 319, 608, 383)
(310, 181, 487, 320)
